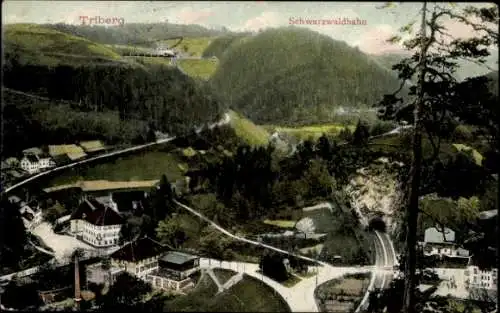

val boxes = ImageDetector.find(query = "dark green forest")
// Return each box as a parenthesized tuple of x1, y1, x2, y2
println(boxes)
(209, 27, 406, 125)
(201, 34, 248, 59)
(2, 61, 225, 155)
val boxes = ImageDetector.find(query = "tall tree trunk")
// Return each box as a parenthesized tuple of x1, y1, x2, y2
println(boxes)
(496, 127, 500, 310)
(403, 2, 427, 313)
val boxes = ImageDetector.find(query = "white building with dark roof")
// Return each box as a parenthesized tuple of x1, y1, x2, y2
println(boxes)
(110, 237, 166, 278)
(421, 227, 470, 259)
(70, 198, 124, 247)
(465, 265, 498, 290)
(93, 236, 200, 292)
(145, 251, 200, 291)
(20, 154, 55, 174)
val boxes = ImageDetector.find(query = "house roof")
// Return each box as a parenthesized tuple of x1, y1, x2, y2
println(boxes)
(456, 248, 470, 256)
(111, 237, 166, 262)
(71, 198, 124, 226)
(160, 251, 199, 265)
(23, 155, 40, 163)
(424, 227, 455, 244)
(8, 195, 22, 203)
(52, 154, 71, 165)
(79, 140, 105, 153)
(479, 210, 497, 220)
(48, 145, 87, 160)
(22, 212, 34, 221)
(22, 147, 43, 155)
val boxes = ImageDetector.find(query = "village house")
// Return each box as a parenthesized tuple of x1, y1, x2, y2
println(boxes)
(8, 195, 43, 230)
(144, 251, 200, 292)
(109, 237, 166, 279)
(48, 144, 87, 162)
(20, 154, 55, 174)
(421, 227, 470, 259)
(86, 262, 124, 287)
(78, 140, 106, 155)
(20, 203, 43, 230)
(70, 198, 124, 247)
(465, 265, 498, 290)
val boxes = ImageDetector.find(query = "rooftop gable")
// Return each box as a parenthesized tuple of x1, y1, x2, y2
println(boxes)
(424, 227, 455, 244)
(111, 237, 166, 262)
(71, 198, 123, 226)
(161, 251, 199, 265)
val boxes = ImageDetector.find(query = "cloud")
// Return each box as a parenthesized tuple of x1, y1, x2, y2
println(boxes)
(354, 24, 404, 55)
(62, 9, 102, 25)
(3, 14, 23, 24)
(176, 7, 214, 24)
(241, 11, 282, 31)
(440, 16, 484, 42)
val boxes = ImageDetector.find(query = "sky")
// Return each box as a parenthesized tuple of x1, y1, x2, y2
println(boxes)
(2, 1, 498, 58)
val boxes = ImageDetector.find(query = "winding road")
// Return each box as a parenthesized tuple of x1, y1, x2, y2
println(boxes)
(1, 99, 399, 311)
(174, 199, 397, 312)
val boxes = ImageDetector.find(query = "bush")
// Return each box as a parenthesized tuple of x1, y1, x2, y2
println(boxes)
(369, 120, 396, 137)
(452, 124, 473, 142)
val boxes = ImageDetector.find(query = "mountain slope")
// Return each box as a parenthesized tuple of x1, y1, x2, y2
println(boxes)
(202, 34, 250, 59)
(209, 27, 403, 125)
(3, 24, 123, 66)
(2, 25, 226, 155)
(372, 51, 498, 82)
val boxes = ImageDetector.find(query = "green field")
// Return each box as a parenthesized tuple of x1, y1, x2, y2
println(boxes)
(4, 24, 121, 66)
(213, 269, 237, 285)
(263, 124, 355, 141)
(229, 111, 270, 146)
(178, 59, 219, 79)
(164, 37, 213, 57)
(452, 143, 483, 166)
(46, 151, 183, 187)
(134, 56, 175, 67)
(165, 272, 290, 312)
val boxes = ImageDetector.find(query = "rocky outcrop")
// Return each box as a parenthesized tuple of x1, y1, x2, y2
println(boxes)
(344, 157, 405, 234)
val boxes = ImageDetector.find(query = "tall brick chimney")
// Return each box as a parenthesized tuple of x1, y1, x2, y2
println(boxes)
(74, 253, 82, 311)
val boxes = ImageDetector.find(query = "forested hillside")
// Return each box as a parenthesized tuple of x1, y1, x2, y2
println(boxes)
(202, 34, 249, 59)
(209, 27, 404, 125)
(2, 24, 225, 155)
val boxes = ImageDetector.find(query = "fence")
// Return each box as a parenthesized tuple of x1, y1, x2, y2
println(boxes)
(1, 264, 42, 281)
(55, 215, 71, 225)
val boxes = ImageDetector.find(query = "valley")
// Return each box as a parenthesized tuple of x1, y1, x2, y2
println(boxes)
(1, 2, 498, 313)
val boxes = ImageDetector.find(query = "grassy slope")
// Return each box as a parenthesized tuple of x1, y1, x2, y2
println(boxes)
(202, 34, 249, 59)
(164, 37, 213, 57)
(165, 273, 290, 312)
(228, 110, 270, 147)
(4, 24, 122, 66)
(264, 124, 356, 141)
(209, 274, 290, 312)
(46, 151, 183, 187)
(178, 59, 219, 80)
(210, 27, 403, 125)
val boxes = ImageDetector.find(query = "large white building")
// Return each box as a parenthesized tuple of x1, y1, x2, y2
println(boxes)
(109, 237, 165, 279)
(70, 198, 124, 247)
(89, 237, 200, 292)
(465, 265, 498, 290)
(20, 154, 55, 174)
